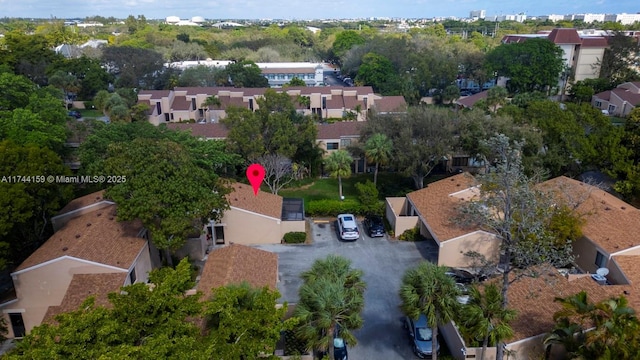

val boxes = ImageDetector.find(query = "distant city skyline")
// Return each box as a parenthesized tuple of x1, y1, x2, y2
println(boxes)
(2, 0, 639, 20)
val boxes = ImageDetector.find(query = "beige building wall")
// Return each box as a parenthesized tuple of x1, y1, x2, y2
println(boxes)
(505, 334, 546, 360)
(572, 237, 606, 274)
(385, 197, 419, 237)
(607, 257, 630, 285)
(221, 208, 282, 244)
(280, 220, 306, 238)
(1, 259, 127, 336)
(575, 47, 605, 81)
(437, 231, 500, 268)
(127, 243, 154, 285)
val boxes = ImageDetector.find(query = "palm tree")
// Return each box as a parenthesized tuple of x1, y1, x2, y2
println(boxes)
(486, 86, 508, 113)
(460, 284, 517, 360)
(294, 255, 366, 360)
(324, 150, 353, 201)
(364, 133, 392, 186)
(399, 262, 461, 360)
(201, 95, 221, 121)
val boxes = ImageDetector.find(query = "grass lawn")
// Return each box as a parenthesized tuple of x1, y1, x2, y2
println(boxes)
(77, 109, 104, 118)
(279, 172, 451, 205)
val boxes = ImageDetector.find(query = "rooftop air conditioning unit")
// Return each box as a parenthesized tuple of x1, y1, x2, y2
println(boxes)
(591, 274, 607, 285)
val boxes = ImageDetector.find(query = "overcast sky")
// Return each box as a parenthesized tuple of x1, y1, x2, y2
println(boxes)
(2, 0, 638, 20)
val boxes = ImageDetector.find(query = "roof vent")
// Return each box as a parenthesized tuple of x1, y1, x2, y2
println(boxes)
(97, 212, 102, 216)
(86, 223, 91, 227)
(75, 234, 81, 238)
(62, 247, 68, 252)
(621, 206, 626, 210)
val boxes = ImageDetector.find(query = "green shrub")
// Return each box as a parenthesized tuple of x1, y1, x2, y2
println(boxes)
(83, 100, 95, 109)
(306, 199, 362, 216)
(283, 232, 306, 244)
(355, 180, 384, 215)
(398, 226, 425, 241)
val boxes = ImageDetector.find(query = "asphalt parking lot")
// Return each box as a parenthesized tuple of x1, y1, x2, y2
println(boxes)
(254, 219, 439, 360)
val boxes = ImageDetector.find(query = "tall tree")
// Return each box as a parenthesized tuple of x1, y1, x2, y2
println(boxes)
(102, 138, 229, 265)
(457, 135, 575, 360)
(399, 261, 461, 360)
(257, 154, 304, 195)
(295, 255, 366, 360)
(486, 86, 509, 113)
(599, 31, 640, 84)
(101, 46, 164, 89)
(203, 283, 296, 359)
(459, 284, 517, 360)
(485, 38, 564, 94)
(364, 133, 392, 186)
(221, 89, 316, 162)
(0, 141, 73, 268)
(324, 150, 353, 200)
(6, 259, 204, 359)
(218, 60, 269, 88)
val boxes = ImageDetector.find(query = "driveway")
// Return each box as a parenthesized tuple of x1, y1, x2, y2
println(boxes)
(254, 219, 438, 360)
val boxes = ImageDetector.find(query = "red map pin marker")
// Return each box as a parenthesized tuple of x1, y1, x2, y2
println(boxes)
(246, 163, 265, 196)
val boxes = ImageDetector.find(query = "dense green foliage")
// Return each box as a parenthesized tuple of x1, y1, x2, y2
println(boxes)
(283, 232, 307, 244)
(295, 255, 366, 359)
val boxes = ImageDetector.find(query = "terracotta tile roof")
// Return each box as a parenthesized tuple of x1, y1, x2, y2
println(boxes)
(137, 89, 171, 98)
(540, 176, 640, 254)
(325, 94, 344, 109)
(15, 204, 146, 272)
(581, 37, 609, 47)
(57, 190, 108, 215)
(593, 90, 612, 101)
(165, 123, 229, 139)
(197, 244, 278, 300)
(611, 88, 640, 106)
(406, 173, 480, 242)
(373, 96, 408, 113)
(42, 273, 126, 324)
(611, 255, 640, 309)
(503, 263, 623, 342)
(456, 90, 488, 108)
(316, 121, 362, 140)
(227, 182, 283, 219)
(171, 96, 191, 111)
(548, 28, 582, 44)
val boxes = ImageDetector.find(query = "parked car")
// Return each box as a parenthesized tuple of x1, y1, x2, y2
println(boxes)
(363, 215, 385, 237)
(67, 110, 82, 119)
(456, 283, 470, 305)
(445, 268, 487, 284)
(318, 325, 348, 360)
(404, 314, 439, 358)
(337, 214, 359, 241)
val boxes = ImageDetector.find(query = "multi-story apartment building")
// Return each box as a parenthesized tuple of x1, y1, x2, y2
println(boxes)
(137, 86, 407, 125)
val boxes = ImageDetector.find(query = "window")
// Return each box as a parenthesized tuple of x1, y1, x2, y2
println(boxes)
(170, 113, 174, 120)
(340, 138, 352, 147)
(129, 268, 137, 284)
(164, 113, 170, 122)
(156, 102, 162, 114)
(595, 101, 602, 107)
(191, 98, 196, 110)
(595, 251, 606, 268)
(608, 104, 616, 113)
(327, 142, 339, 150)
(9, 313, 25, 338)
(452, 156, 469, 167)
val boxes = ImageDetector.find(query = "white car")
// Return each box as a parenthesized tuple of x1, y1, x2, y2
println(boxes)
(337, 214, 360, 241)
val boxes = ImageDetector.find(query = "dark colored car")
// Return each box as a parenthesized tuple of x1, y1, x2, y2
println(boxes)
(445, 268, 487, 284)
(318, 326, 348, 360)
(404, 314, 439, 358)
(363, 215, 385, 237)
(68, 110, 82, 119)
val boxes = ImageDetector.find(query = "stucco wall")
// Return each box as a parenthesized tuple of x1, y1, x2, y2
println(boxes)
(222, 208, 282, 244)
(437, 231, 500, 268)
(575, 47, 604, 81)
(127, 242, 154, 285)
(572, 237, 604, 274)
(2, 258, 127, 336)
(385, 197, 418, 237)
(505, 333, 546, 360)
(280, 220, 306, 238)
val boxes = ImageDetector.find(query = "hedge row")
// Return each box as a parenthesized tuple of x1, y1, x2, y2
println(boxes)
(283, 232, 307, 244)
(306, 199, 364, 216)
